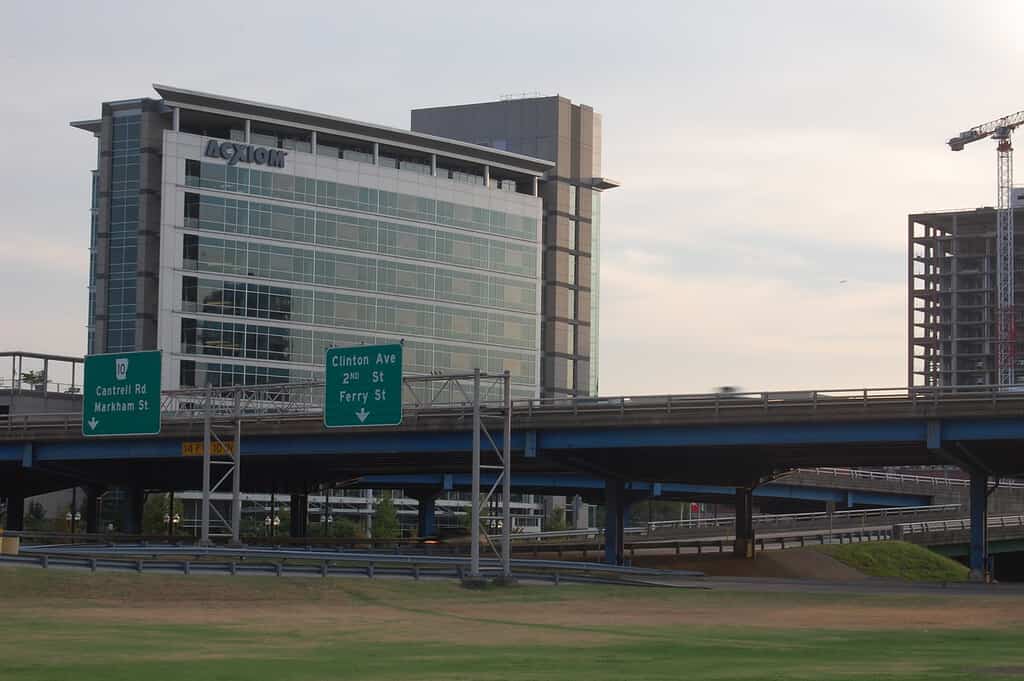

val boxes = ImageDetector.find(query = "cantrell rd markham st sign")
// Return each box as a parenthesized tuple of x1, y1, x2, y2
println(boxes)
(204, 139, 287, 168)
(82, 350, 162, 437)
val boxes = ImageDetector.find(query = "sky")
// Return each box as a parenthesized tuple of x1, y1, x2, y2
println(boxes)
(2, 0, 1022, 394)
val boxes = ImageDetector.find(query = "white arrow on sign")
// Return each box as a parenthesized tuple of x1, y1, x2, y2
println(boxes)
(88, 418, 99, 431)
(355, 408, 370, 423)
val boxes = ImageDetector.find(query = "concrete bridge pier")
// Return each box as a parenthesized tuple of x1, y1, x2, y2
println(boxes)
(603, 480, 640, 565)
(121, 486, 145, 535)
(4, 494, 24, 531)
(970, 469, 989, 581)
(411, 491, 439, 538)
(733, 487, 755, 558)
(290, 493, 309, 538)
(84, 486, 103, 534)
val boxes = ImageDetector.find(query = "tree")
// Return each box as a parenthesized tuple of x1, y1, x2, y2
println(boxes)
(142, 493, 184, 535)
(544, 505, 568, 532)
(372, 495, 401, 539)
(25, 501, 48, 531)
(20, 370, 46, 391)
(329, 517, 365, 539)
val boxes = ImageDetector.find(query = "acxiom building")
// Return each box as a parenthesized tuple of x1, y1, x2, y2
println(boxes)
(72, 85, 615, 400)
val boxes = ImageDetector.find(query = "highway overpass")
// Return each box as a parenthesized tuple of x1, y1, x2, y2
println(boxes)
(3, 381, 1024, 573)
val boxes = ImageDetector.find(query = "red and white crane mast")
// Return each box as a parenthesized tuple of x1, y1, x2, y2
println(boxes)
(949, 110, 1024, 387)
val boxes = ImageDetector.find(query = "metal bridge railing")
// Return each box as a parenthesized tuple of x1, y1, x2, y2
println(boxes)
(791, 466, 1024, 489)
(516, 504, 963, 541)
(896, 514, 1024, 535)
(9, 381, 1024, 435)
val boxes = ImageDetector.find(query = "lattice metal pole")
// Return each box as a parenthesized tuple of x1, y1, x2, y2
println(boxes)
(501, 370, 512, 577)
(470, 369, 481, 578)
(200, 385, 212, 546)
(230, 388, 242, 545)
(996, 133, 1015, 386)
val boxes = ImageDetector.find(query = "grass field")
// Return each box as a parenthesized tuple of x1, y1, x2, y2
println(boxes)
(1, 567, 1023, 680)
(816, 541, 970, 582)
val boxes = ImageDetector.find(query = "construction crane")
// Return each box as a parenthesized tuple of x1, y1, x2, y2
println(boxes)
(949, 110, 1024, 387)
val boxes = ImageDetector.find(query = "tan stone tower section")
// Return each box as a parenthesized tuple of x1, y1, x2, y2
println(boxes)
(412, 96, 618, 397)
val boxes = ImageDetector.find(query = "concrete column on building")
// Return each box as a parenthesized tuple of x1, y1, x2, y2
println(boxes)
(372, 142, 379, 165)
(172, 107, 180, 132)
(733, 487, 755, 558)
(310, 130, 317, 153)
(604, 480, 627, 565)
(244, 119, 251, 143)
(532, 176, 539, 196)
(84, 486, 103, 534)
(430, 154, 437, 177)
(290, 493, 309, 538)
(411, 490, 440, 538)
(969, 470, 989, 581)
(483, 165, 490, 188)
(4, 495, 25, 531)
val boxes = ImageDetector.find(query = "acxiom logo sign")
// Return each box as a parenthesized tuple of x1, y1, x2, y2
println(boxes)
(204, 139, 287, 168)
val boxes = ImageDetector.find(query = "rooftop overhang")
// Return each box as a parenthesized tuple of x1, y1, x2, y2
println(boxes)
(589, 176, 621, 191)
(152, 84, 555, 177)
(69, 118, 101, 134)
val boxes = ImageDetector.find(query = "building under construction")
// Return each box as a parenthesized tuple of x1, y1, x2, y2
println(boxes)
(909, 194, 1024, 387)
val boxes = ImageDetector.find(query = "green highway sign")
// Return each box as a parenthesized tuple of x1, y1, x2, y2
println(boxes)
(82, 350, 162, 437)
(324, 344, 403, 428)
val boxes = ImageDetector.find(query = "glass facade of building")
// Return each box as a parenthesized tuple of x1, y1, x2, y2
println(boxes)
(105, 112, 141, 352)
(167, 131, 543, 400)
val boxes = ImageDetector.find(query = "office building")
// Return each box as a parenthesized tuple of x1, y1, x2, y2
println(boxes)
(73, 86, 556, 400)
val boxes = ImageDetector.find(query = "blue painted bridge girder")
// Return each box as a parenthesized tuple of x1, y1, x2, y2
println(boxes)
(357, 473, 931, 508)
(4, 415, 1024, 463)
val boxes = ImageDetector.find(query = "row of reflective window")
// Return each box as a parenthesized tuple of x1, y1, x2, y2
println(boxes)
(185, 192, 538, 277)
(183, 235, 537, 314)
(180, 359, 539, 400)
(182, 275, 537, 349)
(186, 161, 537, 242)
(178, 319, 537, 385)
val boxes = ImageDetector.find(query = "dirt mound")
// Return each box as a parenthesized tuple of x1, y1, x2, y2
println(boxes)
(632, 548, 867, 580)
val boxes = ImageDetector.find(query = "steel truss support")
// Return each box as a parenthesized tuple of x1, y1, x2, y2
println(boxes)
(200, 387, 242, 545)
(466, 369, 513, 580)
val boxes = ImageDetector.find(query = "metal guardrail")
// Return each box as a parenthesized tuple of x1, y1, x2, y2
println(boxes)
(515, 527, 896, 559)
(795, 467, 1024, 489)
(10, 382, 1024, 436)
(518, 504, 962, 540)
(5, 544, 699, 585)
(897, 514, 1024, 535)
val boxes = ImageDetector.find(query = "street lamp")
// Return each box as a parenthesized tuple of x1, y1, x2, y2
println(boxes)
(65, 511, 81, 534)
